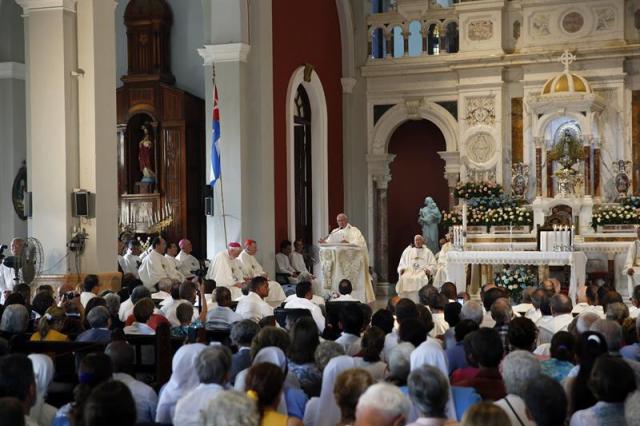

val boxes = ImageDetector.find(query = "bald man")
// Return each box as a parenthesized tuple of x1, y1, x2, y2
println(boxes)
(176, 239, 200, 278)
(0, 238, 24, 302)
(206, 242, 246, 300)
(395, 235, 436, 302)
(321, 213, 367, 248)
(239, 240, 285, 306)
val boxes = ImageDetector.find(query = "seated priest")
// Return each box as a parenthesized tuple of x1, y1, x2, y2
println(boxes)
(275, 240, 300, 284)
(235, 276, 274, 323)
(395, 235, 436, 302)
(0, 238, 24, 303)
(138, 237, 171, 290)
(625, 227, 640, 299)
(176, 238, 200, 278)
(163, 242, 185, 282)
(291, 239, 313, 277)
(238, 239, 286, 306)
(119, 240, 142, 278)
(206, 242, 247, 300)
(433, 233, 451, 289)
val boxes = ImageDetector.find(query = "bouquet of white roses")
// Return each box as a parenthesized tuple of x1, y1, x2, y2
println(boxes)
(591, 204, 640, 229)
(485, 206, 533, 227)
(494, 265, 537, 302)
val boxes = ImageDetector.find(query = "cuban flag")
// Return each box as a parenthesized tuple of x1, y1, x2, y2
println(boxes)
(210, 86, 222, 188)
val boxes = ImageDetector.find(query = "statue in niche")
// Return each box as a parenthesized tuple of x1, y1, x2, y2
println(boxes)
(138, 124, 156, 183)
(418, 197, 442, 255)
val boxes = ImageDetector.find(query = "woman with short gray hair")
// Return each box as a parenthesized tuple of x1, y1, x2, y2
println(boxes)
(0, 304, 29, 334)
(495, 350, 540, 426)
(406, 364, 450, 425)
(204, 390, 259, 426)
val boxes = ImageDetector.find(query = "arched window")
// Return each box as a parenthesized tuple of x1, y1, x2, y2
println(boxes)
(293, 86, 313, 244)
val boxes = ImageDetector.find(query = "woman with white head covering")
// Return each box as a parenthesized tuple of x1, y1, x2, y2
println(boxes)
(28, 354, 57, 426)
(304, 355, 360, 426)
(155, 343, 207, 424)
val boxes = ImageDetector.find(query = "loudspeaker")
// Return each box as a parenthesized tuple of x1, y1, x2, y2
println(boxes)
(204, 197, 214, 216)
(24, 192, 32, 218)
(72, 190, 92, 217)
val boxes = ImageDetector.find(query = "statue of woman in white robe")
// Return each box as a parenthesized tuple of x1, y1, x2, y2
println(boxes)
(418, 197, 442, 255)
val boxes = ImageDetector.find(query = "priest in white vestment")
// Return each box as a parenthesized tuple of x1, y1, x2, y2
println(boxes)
(176, 239, 200, 278)
(0, 238, 24, 303)
(239, 240, 285, 306)
(624, 228, 640, 298)
(433, 234, 452, 289)
(138, 237, 171, 290)
(163, 242, 185, 282)
(320, 213, 375, 303)
(396, 235, 436, 302)
(119, 240, 142, 278)
(206, 242, 246, 300)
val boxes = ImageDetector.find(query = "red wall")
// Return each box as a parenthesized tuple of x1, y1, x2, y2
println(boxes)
(387, 120, 448, 282)
(272, 1, 343, 246)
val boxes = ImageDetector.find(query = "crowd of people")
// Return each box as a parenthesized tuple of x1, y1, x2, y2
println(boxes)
(3, 247, 640, 426)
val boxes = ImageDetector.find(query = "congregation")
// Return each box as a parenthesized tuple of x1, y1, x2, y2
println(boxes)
(2, 241, 640, 426)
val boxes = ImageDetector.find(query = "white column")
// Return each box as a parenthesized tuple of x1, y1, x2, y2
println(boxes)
(76, 0, 118, 272)
(18, 0, 79, 273)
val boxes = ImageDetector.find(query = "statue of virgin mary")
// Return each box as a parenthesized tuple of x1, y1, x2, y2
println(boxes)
(418, 197, 442, 254)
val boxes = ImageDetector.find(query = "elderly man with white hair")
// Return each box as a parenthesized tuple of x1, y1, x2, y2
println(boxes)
(396, 235, 437, 302)
(176, 238, 200, 278)
(495, 351, 541, 426)
(354, 382, 411, 426)
(406, 365, 452, 426)
(206, 242, 247, 300)
(239, 239, 285, 306)
(0, 238, 24, 302)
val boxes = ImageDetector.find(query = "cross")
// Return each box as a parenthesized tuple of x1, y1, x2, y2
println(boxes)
(559, 50, 576, 71)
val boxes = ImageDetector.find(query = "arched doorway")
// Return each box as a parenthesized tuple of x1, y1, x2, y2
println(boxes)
(387, 120, 448, 283)
(293, 85, 313, 244)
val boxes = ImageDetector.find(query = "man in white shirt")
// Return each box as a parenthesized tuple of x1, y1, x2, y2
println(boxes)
(239, 239, 286, 306)
(331, 279, 358, 302)
(572, 284, 605, 318)
(176, 238, 200, 278)
(206, 242, 246, 300)
(275, 240, 300, 284)
(420, 287, 449, 337)
(151, 278, 173, 303)
(119, 240, 142, 278)
(106, 341, 158, 424)
(206, 287, 242, 330)
(123, 298, 156, 335)
(396, 235, 436, 302)
(235, 277, 274, 323)
(80, 274, 100, 308)
(335, 302, 363, 355)
(138, 237, 171, 290)
(163, 242, 185, 282)
(174, 346, 231, 426)
(161, 281, 199, 327)
(537, 293, 573, 345)
(0, 238, 24, 302)
(284, 281, 325, 332)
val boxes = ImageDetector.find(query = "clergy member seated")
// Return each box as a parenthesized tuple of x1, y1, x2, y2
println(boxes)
(239, 239, 286, 306)
(138, 237, 171, 290)
(119, 240, 142, 278)
(163, 242, 185, 282)
(291, 239, 313, 277)
(275, 240, 300, 284)
(235, 276, 274, 323)
(433, 233, 452, 289)
(284, 281, 325, 332)
(206, 242, 246, 300)
(80, 274, 100, 308)
(396, 235, 436, 302)
(176, 238, 200, 278)
(331, 279, 358, 302)
(206, 287, 242, 330)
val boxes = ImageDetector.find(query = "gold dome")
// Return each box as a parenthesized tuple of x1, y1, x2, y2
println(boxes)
(542, 71, 591, 95)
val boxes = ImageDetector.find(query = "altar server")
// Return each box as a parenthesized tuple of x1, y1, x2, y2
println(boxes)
(396, 235, 437, 302)
(239, 239, 285, 306)
(206, 242, 246, 300)
(138, 237, 171, 290)
(119, 240, 142, 278)
(624, 227, 640, 299)
(163, 242, 185, 282)
(176, 239, 200, 278)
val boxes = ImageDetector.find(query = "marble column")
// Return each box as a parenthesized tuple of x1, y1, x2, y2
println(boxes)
(535, 137, 543, 198)
(374, 175, 391, 283)
(582, 136, 592, 197)
(446, 173, 459, 210)
(594, 139, 602, 200)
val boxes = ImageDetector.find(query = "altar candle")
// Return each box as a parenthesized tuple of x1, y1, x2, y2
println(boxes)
(570, 225, 575, 248)
(462, 202, 468, 231)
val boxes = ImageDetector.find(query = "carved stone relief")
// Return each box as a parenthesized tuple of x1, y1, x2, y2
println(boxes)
(466, 133, 496, 164)
(562, 12, 584, 33)
(464, 96, 496, 127)
(595, 7, 615, 31)
(467, 20, 493, 41)
(513, 21, 521, 40)
(531, 14, 551, 37)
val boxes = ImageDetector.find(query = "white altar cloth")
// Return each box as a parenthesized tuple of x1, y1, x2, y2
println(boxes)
(445, 251, 587, 303)
(318, 243, 375, 303)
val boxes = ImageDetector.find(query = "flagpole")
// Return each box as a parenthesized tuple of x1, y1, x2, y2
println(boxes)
(212, 65, 228, 246)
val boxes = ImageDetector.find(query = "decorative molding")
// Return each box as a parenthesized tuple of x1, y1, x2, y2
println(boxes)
(0, 62, 25, 80)
(467, 20, 493, 41)
(340, 77, 357, 94)
(466, 132, 496, 165)
(15, 0, 76, 13)
(197, 43, 251, 65)
(464, 96, 496, 127)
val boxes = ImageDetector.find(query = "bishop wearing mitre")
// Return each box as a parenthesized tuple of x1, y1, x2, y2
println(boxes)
(239, 239, 286, 305)
(206, 242, 247, 300)
(396, 235, 436, 302)
(624, 227, 640, 299)
(138, 237, 171, 290)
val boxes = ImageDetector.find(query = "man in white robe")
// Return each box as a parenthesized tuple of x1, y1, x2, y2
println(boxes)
(120, 240, 142, 278)
(176, 239, 200, 278)
(624, 228, 640, 299)
(291, 239, 311, 275)
(239, 239, 285, 306)
(320, 213, 375, 303)
(395, 235, 436, 302)
(433, 233, 452, 289)
(163, 242, 185, 282)
(138, 237, 171, 290)
(0, 238, 24, 303)
(275, 240, 300, 284)
(206, 242, 246, 300)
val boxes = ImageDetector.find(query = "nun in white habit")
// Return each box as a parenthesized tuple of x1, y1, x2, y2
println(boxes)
(28, 354, 57, 426)
(155, 343, 207, 424)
